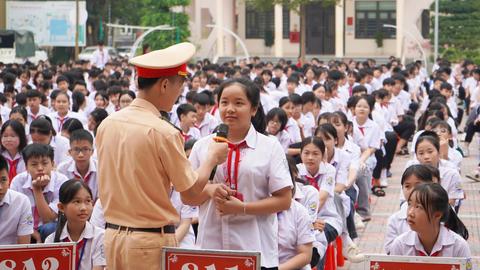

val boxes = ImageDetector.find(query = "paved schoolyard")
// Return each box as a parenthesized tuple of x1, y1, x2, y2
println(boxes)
(341, 133, 480, 270)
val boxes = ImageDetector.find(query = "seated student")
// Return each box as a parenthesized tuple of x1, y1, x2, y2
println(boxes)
(325, 81, 346, 113)
(45, 180, 106, 270)
(286, 76, 301, 96)
(290, 93, 308, 139)
(280, 96, 302, 144)
(169, 186, 198, 248)
(299, 92, 317, 138)
(88, 108, 108, 137)
(278, 159, 315, 270)
(94, 92, 112, 114)
(10, 144, 69, 242)
(431, 120, 463, 169)
(384, 164, 437, 254)
(60, 118, 84, 139)
(296, 137, 342, 269)
(1, 120, 28, 182)
(192, 92, 219, 137)
(107, 86, 122, 112)
(0, 155, 33, 244)
(30, 117, 70, 166)
(407, 132, 464, 208)
(312, 84, 333, 114)
(176, 103, 201, 142)
(57, 130, 98, 202)
(411, 112, 445, 155)
(26, 90, 51, 125)
(439, 82, 458, 121)
(49, 92, 87, 133)
(389, 183, 470, 258)
(9, 106, 29, 136)
(266, 108, 292, 154)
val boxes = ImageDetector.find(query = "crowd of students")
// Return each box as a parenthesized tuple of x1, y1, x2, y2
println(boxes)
(0, 54, 478, 269)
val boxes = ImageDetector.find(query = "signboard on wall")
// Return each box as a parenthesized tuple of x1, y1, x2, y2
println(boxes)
(6, 1, 88, 47)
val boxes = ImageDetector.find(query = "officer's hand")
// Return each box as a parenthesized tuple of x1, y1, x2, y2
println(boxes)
(208, 140, 229, 165)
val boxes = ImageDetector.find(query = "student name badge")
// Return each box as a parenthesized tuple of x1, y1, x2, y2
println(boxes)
(326, 176, 334, 185)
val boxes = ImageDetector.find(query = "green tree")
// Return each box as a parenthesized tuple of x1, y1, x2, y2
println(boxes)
(246, 0, 338, 62)
(433, 0, 480, 62)
(139, 0, 191, 51)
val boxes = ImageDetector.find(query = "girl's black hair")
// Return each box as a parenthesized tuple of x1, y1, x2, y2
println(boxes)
(120, 90, 136, 100)
(61, 118, 84, 133)
(408, 183, 468, 240)
(300, 136, 325, 156)
(266, 107, 288, 132)
(9, 106, 28, 122)
(401, 164, 434, 186)
(55, 91, 70, 103)
(286, 155, 298, 197)
(54, 179, 93, 242)
(89, 108, 109, 136)
(315, 123, 338, 140)
(415, 132, 440, 153)
(317, 112, 333, 126)
(30, 115, 56, 136)
(1, 120, 28, 152)
(95, 91, 109, 102)
(289, 93, 303, 106)
(216, 78, 266, 134)
(71, 91, 85, 113)
(279, 96, 292, 108)
(428, 101, 453, 119)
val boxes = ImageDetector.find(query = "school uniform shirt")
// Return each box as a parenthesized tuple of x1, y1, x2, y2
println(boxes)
(319, 99, 334, 114)
(338, 85, 350, 104)
(384, 202, 409, 254)
(57, 158, 99, 202)
(0, 105, 11, 123)
(299, 112, 316, 138)
(447, 96, 458, 119)
(181, 127, 201, 142)
(352, 117, 383, 169)
(10, 171, 68, 229)
(297, 163, 343, 235)
(170, 189, 198, 248)
(260, 92, 276, 115)
(339, 138, 361, 164)
(372, 107, 390, 134)
(48, 111, 88, 133)
(90, 200, 106, 229)
(410, 130, 426, 155)
(49, 135, 71, 166)
(27, 105, 51, 125)
(196, 113, 219, 137)
(0, 189, 33, 244)
(389, 225, 471, 258)
(189, 124, 293, 268)
(45, 221, 106, 270)
(395, 90, 412, 113)
(404, 159, 464, 200)
(278, 200, 315, 270)
(2, 151, 26, 180)
(272, 130, 292, 154)
(447, 117, 458, 140)
(285, 117, 302, 144)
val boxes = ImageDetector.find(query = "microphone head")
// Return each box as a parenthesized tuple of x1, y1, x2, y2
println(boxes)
(216, 123, 229, 138)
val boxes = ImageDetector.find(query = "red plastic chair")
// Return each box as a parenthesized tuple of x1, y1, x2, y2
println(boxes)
(336, 237, 345, 267)
(323, 242, 337, 270)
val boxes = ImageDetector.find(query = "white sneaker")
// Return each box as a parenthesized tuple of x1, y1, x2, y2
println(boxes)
(354, 213, 365, 229)
(343, 243, 365, 263)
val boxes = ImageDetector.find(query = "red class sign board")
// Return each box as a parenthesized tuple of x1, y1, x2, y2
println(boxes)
(365, 255, 471, 270)
(162, 248, 261, 270)
(0, 243, 76, 270)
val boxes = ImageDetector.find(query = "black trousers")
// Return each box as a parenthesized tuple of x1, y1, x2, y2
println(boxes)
(384, 131, 398, 170)
(465, 122, 480, 143)
(373, 149, 384, 180)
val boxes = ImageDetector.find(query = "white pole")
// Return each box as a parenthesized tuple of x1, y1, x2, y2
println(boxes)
(274, 4, 283, 57)
(434, 0, 439, 61)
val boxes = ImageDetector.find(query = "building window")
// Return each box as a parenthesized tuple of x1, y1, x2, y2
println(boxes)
(245, 4, 290, 39)
(355, 1, 396, 39)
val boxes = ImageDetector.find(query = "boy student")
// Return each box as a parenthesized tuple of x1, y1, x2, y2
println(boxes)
(176, 103, 201, 142)
(56, 75, 70, 93)
(286, 76, 300, 95)
(192, 92, 218, 137)
(0, 154, 33, 244)
(440, 82, 458, 120)
(300, 91, 316, 137)
(26, 90, 51, 125)
(10, 143, 68, 242)
(57, 130, 98, 201)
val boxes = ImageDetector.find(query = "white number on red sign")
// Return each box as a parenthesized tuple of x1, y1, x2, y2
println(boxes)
(182, 264, 240, 270)
(0, 258, 59, 270)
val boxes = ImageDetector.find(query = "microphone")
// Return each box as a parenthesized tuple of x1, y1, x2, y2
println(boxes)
(209, 124, 229, 180)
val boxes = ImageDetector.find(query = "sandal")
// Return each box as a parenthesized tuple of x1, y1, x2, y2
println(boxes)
(371, 186, 386, 197)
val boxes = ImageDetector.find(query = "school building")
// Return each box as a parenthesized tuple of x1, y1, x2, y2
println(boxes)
(186, 0, 434, 62)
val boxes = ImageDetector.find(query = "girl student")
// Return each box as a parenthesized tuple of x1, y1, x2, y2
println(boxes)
(314, 123, 364, 263)
(30, 116, 70, 166)
(389, 183, 470, 259)
(188, 78, 293, 269)
(49, 92, 87, 134)
(9, 106, 29, 136)
(45, 180, 106, 270)
(430, 120, 463, 169)
(384, 164, 437, 254)
(1, 120, 28, 182)
(278, 157, 315, 270)
(279, 96, 302, 144)
(266, 108, 292, 154)
(351, 95, 383, 219)
(296, 137, 342, 269)
(407, 132, 464, 208)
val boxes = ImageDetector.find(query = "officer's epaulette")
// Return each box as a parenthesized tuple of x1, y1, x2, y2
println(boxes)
(159, 111, 182, 133)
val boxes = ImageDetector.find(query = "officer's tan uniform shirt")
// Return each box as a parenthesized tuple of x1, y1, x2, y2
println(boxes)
(96, 98, 197, 228)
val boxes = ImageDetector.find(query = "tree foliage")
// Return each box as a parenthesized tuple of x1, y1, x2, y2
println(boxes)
(433, 0, 480, 62)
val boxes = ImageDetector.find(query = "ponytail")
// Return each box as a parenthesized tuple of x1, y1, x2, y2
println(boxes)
(53, 211, 67, 242)
(251, 102, 266, 135)
(445, 206, 469, 240)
